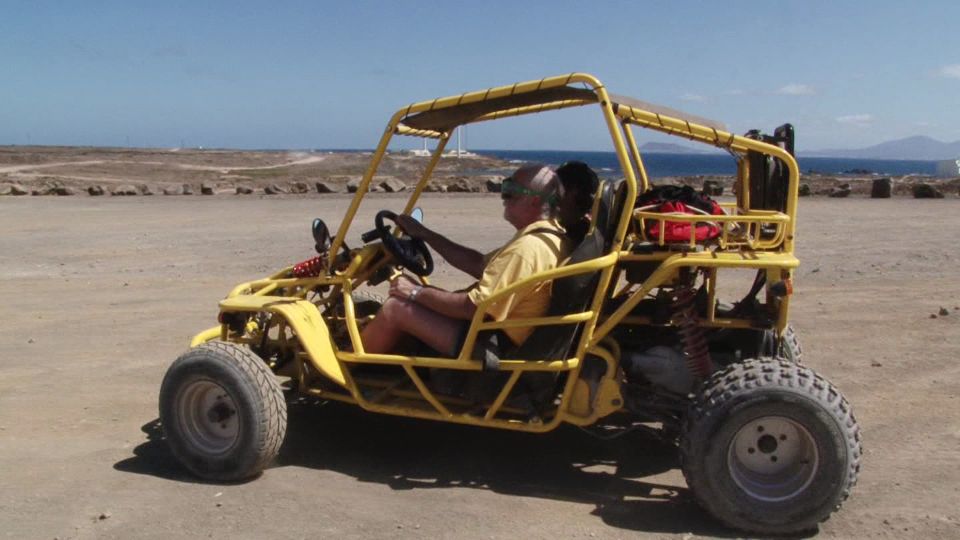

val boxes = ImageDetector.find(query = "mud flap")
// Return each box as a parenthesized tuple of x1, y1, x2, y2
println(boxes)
(217, 295, 347, 387)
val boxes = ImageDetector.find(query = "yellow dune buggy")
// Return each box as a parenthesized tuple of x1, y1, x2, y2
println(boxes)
(160, 73, 861, 535)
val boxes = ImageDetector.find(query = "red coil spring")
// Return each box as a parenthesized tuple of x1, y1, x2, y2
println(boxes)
(671, 285, 714, 379)
(292, 255, 325, 278)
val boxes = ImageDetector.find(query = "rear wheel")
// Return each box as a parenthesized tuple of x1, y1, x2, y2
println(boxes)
(710, 302, 802, 365)
(159, 341, 287, 481)
(778, 324, 803, 363)
(680, 358, 861, 535)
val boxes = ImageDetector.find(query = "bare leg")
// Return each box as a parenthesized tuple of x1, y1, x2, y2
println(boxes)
(360, 297, 464, 356)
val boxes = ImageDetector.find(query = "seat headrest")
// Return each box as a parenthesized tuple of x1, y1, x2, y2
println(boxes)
(594, 179, 626, 250)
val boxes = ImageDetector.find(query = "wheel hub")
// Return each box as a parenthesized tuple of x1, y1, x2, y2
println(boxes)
(728, 415, 819, 502)
(207, 401, 236, 424)
(176, 379, 241, 456)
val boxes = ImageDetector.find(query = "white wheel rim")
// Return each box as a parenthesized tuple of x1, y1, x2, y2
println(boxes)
(727, 415, 819, 502)
(176, 379, 241, 456)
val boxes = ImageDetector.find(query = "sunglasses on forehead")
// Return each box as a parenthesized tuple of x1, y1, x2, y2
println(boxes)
(500, 177, 558, 204)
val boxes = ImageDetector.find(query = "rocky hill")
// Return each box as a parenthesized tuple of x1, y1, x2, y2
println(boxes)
(805, 136, 960, 160)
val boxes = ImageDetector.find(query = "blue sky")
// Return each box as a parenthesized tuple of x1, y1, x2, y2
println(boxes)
(2, 1, 958, 152)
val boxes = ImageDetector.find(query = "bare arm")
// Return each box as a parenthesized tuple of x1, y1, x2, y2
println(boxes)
(395, 215, 485, 279)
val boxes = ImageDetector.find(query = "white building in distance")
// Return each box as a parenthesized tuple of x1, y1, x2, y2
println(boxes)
(936, 159, 960, 177)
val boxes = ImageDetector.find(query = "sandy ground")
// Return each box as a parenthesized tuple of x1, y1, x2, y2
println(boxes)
(1, 193, 959, 539)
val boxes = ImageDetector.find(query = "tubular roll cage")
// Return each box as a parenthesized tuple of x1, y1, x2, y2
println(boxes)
(195, 73, 801, 432)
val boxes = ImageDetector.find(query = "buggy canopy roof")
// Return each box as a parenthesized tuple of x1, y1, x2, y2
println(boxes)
(396, 73, 726, 135)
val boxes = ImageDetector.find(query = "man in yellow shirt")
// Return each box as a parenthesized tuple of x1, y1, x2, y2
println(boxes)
(361, 164, 570, 357)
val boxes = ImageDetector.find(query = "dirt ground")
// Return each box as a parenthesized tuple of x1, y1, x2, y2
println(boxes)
(2, 191, 959, 539)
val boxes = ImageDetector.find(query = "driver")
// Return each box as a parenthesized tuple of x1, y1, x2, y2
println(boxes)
(361, 164, 570, 357)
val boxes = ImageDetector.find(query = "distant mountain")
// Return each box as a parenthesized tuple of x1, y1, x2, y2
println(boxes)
(804, 136, 960, 160)
(640, 142, 720, 154)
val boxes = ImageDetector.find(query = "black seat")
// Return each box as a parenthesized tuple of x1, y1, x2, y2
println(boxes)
(745, 124, 794, 213)
(593, 179, 627, 252)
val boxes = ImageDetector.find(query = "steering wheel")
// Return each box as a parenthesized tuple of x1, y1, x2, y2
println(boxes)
(374, 210, 434, 276)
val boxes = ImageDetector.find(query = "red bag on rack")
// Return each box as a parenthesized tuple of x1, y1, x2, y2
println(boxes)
(646, 200, 722, 243)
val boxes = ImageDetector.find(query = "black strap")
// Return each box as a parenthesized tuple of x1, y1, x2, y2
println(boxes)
(524, 226, 567, 256)
(526, 226, 566, 239)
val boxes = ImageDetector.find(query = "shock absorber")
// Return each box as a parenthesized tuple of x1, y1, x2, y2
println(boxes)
(671, 274, 714, 379)
(292, 255, 325, 277)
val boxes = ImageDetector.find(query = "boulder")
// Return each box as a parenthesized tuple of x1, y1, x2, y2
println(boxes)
(235, 185, 254, 194)
(702, 180, 724, 196)
(315, 181, 338, 193)
(111, 185, 139, 196)
(200, 182, 215, 195)
(424, 182, 447, 193)
(447, 179, 472, 193)
(346, 179, 361, 193)
(162, 186, 183, 196)
(0, 185, 11, 196)
(290, 181, 311, 194)
(798, 183, 811, 197)
(53, 186, 75, 196)
(10, 184, 29, 196)
(485, 178, 503, 193)
(264, 184, 287, 195)
(828, 183, 851, 198)
(912, 183, 944, 199)
(30, 177, 64, 196)
(182, 184, 194, 195)
(379, 178, 406, 193)
(138, 184, 154, 196)
(870, 177, 892, 198)
(87, 185, 106, 196)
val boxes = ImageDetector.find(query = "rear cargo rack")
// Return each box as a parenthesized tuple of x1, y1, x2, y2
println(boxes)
(633, 207, 790, 250)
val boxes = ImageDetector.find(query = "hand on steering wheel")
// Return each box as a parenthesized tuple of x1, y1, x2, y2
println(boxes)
(374, 210, 434, 276)
(393, 214, 429, 240)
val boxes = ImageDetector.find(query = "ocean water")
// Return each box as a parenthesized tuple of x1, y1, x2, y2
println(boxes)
(472, 149, 937, 179)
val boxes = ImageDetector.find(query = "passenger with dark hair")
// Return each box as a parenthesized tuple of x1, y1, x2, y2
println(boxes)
(556, 160, 600, 244)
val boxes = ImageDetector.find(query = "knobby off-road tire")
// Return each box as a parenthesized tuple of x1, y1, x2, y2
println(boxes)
(680, 358, 861, 535)
(714, 301, 802, 364)
(159, 341, 287, 481)
(778, 324, 803, 363)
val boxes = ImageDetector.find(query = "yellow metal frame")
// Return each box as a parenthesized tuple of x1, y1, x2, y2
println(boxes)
(192, 72, 801, 433)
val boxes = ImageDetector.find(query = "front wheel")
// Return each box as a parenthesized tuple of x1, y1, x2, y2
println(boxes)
(159, 341, 287, 481)
(680, 358, 861, 535)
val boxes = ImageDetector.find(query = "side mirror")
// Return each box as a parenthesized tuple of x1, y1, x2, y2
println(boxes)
(410, 207, 424, 223)
(312, 218, 331, 253)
